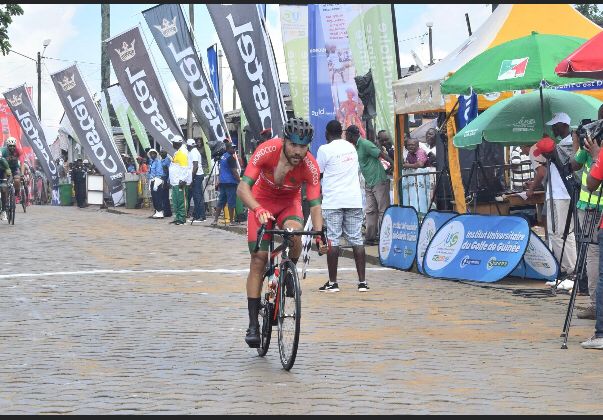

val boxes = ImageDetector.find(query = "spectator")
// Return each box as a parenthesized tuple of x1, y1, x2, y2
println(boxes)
(377, 130, 395, 161)
(421, 127, 438, 167)
(533, 113, 577, 279)
(317, 120, 368, 292)
(583, 127, 603, 349)
(510, 145, 534, 191)
(71, 158, 88, 208)
(211, 141, 240, 226)
(144, 147, 151, 165)
(403, 138, 427, 169)
(126, 157, 136, 174)
(169, 138, 190, 225)
(345, 124, 392, 246)
(147, 148, 165, 219)
(136, 156, 148, 175)
(186, 138, 206, 223)
(159, 150, 172, 218)
(259, 128, 273, 144)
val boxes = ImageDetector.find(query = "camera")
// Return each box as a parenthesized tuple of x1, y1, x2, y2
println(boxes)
(208, 140, 226, 161)
(581, 119, 603, 148)
(577, 118, 592, 149)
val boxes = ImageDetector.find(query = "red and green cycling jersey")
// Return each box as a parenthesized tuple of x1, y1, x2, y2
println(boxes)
(1, 146, 22, 174)
(242, 138, 322, 207)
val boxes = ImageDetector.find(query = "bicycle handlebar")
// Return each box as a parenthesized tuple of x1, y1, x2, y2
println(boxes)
(253, 223, 327, 253)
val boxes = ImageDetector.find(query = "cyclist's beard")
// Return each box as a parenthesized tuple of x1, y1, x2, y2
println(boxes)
(283, 144, 306, 166)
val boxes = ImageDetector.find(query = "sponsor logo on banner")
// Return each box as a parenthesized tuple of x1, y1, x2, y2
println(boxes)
(143, 4, 229, 147)
(380, 214, 393, 260)
(511, 231, 558, 281)
(107, 26, 183, 155)
(424, 215, 530, 282)
(416, 211, 458, 274)
(50, 65, 126, 203)
(3, 85, 59, 187)
(207, 4, 286, 142)
(512, 117, 536, 133)
(498, 57, 529, 81)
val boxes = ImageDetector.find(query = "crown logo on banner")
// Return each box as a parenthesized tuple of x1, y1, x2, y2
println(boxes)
(58, 74, 76, 91)
(7, 93, 22, 107)
(116, 39, 136, 62)
(154, 16, 178, 38)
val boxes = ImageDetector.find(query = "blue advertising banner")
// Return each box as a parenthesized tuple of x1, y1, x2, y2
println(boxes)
(379, 206, 420, 271)
(416, 210, 458, 274)
(207, 44, 220, 106)
(308, 4, 336, 157)
(510, 231, 559, 281)
(456, 90, 478, 130)
(423, 215, 530, 282)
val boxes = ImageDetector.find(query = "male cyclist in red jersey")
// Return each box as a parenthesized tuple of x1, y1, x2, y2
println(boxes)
(1, 137, 23, 201)
(237, 117, 328, 347)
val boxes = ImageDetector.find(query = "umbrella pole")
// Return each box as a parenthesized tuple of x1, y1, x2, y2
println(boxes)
(539, 85, 546, 134)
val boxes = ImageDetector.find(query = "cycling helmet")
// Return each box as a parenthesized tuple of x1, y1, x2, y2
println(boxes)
(283, 117, 314, 145)
(5, 137, 16, 146)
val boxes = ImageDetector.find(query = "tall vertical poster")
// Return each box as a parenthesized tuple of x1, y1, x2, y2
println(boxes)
(105, 84, 139, 164)
(207, 44, 221, 106)
(280, 5, 309, 121)
(0, 89, 36, 170)
(2, 84, 59, 187)
(107, 25, 183, 155)
(208, 4, 287, 142)
(309, 5, 365, 156)
(346, 5, 398, 137)
(143, 3, 230, 159)
(51, 64, 127, 205)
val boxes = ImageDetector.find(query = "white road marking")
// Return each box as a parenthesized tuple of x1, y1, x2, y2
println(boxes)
(0, 267, 393, 280)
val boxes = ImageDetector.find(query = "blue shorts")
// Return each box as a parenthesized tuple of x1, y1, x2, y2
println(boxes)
(218, 183, 237, 208)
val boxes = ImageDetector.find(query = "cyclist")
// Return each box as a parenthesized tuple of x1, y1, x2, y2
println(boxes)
(0, 156, 11, 221)
(1, 137, 23, 204)
(237, 117, 328, 348)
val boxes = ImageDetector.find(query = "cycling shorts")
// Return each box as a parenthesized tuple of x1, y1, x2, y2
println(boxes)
(247, 196, 304, 253)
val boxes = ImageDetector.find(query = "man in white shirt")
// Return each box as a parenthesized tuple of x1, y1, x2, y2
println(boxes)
(186, 138, 206, 223)
(532, 112, 577, 278)
(316, 119, 368, 292)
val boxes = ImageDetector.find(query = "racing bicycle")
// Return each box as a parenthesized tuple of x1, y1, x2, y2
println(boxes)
(253, 223, 327, 370)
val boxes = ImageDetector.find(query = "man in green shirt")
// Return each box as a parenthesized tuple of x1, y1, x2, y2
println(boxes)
(345, 124, 393, 245)
(0, 157, 12, 221)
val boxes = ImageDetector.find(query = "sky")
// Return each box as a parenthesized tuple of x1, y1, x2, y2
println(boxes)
(0, 3, 496, 142)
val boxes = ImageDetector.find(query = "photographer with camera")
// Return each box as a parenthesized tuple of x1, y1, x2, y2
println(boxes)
(210, 141, 240, 227)
(570, 106, 603, 319)
(532, 113, 577, 283)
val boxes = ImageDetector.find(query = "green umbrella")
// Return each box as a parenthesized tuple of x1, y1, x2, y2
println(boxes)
(454, 89, 602, 149)
(441, 32, 589, 94)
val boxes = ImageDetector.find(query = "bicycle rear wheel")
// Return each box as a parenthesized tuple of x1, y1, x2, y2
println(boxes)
(257, 277, 273, 357)
(277, 260, 301, 370)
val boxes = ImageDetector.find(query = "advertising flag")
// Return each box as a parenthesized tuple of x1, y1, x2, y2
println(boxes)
(280, 5, 309, 121)
(105, 84, 139, 163)
(208, 4, 286, 142)
(2, 84, 59, 187)
(107, 25, 182, 155)
(143, 4, 230, 151)
(207, 44, 221, 105)
(50, 64, 126, 205)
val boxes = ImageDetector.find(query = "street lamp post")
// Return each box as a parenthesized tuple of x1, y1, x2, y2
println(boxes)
(37, 39, 51, 121)
(426, 22, 433, 66)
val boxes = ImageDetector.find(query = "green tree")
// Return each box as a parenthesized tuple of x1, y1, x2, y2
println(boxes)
(0, 4, 24, 56)
(575, 4, 603, 27)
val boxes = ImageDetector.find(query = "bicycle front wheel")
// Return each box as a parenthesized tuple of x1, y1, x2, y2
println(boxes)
(277, 260, 301, 370)
(8, 187, 15, 225)
(257, 278, 273, 357)
(21, 188, 27, 213)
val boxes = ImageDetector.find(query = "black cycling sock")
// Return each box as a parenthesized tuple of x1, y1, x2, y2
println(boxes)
(247, 297, 261, 329)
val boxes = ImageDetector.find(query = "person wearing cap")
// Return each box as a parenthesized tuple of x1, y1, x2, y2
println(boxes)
(211, 140, 240, 227)
(533, 112, 577, 281)
(186, 138, 206, 223)
(169, 138, 189, 225)
(159, 150, 172, 218)
(345, 124, 393, 246)
(147, 148, 165, 219)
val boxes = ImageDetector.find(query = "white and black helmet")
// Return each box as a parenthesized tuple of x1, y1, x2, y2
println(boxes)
(283, 117, 314, 145)
(5, 137, 16, 146)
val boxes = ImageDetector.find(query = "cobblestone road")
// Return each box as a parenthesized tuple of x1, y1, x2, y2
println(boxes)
(1, 206, 602, 414)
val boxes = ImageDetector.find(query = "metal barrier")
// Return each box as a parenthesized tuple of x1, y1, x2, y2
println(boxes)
(399, 168, 438, 218)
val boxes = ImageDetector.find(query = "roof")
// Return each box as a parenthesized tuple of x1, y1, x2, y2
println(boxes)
(393, 4, 602, 114)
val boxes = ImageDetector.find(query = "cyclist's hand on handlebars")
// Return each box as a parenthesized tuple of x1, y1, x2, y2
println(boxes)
(315, 235, 330, 255)
(253, 206, 275, 224)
